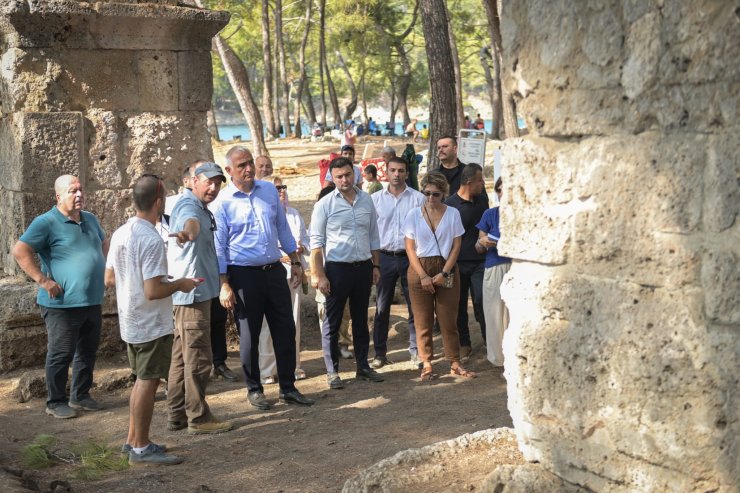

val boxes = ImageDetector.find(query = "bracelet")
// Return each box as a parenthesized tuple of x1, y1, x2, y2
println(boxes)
(373, 264, 381, 270)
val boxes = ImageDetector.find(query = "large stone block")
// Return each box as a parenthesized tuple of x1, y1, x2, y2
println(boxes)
(0, 324, 46, 372)
(0, 47, 65, 113)
(701, 248, 740, 325)
(122, 111, 213, 191)
(0, 277, 41, 328)
(482, 464, 587, 493)
(501, 264, 738, 492)
(1, 1, 229, 51)
(85, 189, 134, 240)
(498, 138, 573, 265)
(703, 131, 740, 233)
(84, 109, 124, 190)
(0, 189, 54, 276)
(178, 50, 213, 111)
(0, 112, 84, 193)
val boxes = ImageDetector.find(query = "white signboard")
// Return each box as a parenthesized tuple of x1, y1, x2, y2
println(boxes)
(457, 129, 487, 167)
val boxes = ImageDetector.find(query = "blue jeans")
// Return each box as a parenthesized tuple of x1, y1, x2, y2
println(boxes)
(456, 261, 486, 347)
(41, 305, 102, 408)
(372, 253, 417, 358)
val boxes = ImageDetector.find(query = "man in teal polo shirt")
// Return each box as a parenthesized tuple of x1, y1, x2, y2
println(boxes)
(12, 175, 108, 419)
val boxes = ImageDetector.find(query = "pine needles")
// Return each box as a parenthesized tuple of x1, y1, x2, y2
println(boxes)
(21, 434, 129, 480)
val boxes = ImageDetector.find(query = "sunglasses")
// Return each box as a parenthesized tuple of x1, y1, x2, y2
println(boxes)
(422, 191, 442, 198)
(204, 207, 217, 232)
(276, 185, 288, 190)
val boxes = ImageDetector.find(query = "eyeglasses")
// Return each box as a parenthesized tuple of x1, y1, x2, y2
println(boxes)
(141, 173, 163, 198)
(422, 191, 442, 198)
(204, 207, 217, 232)
(276, 185, 288, 190)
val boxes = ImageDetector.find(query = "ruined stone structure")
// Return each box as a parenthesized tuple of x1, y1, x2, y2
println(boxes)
(0, 1, 228, 370)
(346, 1, 738, 492)
(492, 1, 739, 491)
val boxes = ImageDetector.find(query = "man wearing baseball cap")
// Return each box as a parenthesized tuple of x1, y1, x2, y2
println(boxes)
(166, 162, 233, 435)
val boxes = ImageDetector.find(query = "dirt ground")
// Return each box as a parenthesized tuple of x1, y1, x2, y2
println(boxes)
(0, 137, 515, 492)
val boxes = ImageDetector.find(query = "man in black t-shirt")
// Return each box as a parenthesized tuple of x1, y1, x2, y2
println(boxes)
(445, 164, 489, 359)
(436, 135, 467, 196)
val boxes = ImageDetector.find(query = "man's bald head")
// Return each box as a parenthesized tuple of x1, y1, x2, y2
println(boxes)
(54, 175, 78, 196)
(54, 175, 84, 216)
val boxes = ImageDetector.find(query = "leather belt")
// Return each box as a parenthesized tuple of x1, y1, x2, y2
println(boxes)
(326, 259, 372, 266)
(233, 262, 281, 271)
(380, 249, 407, 257)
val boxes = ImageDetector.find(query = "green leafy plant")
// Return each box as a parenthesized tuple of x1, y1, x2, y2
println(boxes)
(21, 434, 129, 479)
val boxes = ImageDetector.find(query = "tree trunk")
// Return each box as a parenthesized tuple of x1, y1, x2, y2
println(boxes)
(275, 0, 291, 137)
(273, 36, 282, 137)
(292, 0, 312, 138)
(304, 82, 318, 125)
(261, 0, 277, 139)
(207, 105, 220, 141)
(325, 58, 342, 127)
(446, 3, 465, 131)
(336, 51, 358, 123)
(394, 40, 412, 126)
(480, 46, 501, 140)
(419, 0, 457, 169)
(388, 73, 398, 129)
(213, 36, 268, 157)
(360, 68, 368, 125)
(318, 0, 328, 128)
(483, 0, 519, 138)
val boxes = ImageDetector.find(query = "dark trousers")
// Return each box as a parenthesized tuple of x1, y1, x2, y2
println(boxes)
(323, 260, 373, 373)
(40, 305, 102, 408)
(456, 261, 487, 347)
(373, 253, 417, 358)
(228, 264, 297, 394)
(210, 300, 228, 367)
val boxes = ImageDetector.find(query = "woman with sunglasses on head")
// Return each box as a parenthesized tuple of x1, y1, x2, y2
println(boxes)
(403, 171, 477, 381)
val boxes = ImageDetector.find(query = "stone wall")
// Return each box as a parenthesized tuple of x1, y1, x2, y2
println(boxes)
(0, 1, 229, 370)
(497, 1, 739, 491)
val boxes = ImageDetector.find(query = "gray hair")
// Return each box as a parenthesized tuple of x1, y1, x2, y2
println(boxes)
(225, 145, 251, 165)
(381, 146, 396, 156)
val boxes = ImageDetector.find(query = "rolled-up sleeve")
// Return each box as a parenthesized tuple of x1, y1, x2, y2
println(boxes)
(310, 201, 327, 250)
(368, 205, 380, 251)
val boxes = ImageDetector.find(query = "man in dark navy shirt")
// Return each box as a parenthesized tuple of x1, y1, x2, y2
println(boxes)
(445, 164, 489, 359)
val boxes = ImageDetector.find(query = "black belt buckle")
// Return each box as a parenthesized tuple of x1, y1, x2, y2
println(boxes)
(261, 262, 280, 271)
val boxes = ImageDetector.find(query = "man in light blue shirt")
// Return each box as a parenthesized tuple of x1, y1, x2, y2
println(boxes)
(212, 146, 314, 409)
(310, 157, 383, 389)
(166, 162, 233, 435)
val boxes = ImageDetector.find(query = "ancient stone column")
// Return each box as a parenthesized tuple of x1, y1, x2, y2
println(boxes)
(0, 1, 229, 370)
(492, 1, 739, 491)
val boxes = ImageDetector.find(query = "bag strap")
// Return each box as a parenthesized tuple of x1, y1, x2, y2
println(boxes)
(423, 205, 446, 260)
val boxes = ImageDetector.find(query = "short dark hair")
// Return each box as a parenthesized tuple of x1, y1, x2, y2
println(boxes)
(133, 174, 164, 212)
(386, 156, 408, 171)
(461, 163, 483, 185)
(317, 182, 336, 200)
(329, 156, 354, 173)
(495, 177, 503, 192)
(340, 145, 355, 154)
(436, 135, 457, 145)
(364, 164, 378, 178)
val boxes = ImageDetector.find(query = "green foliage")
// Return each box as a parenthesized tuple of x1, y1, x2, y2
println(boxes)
(21, 434, 129, 480)
(207, 0, 498, 117)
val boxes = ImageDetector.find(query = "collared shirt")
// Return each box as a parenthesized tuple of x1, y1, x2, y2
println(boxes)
(476, 207, 511, 268)
(212, 180, 297, 273)
(310, 187, 380, 262)
(372, 186, 425, 251)
(19, 207, 106, 308)
(167, 189, 220, 305)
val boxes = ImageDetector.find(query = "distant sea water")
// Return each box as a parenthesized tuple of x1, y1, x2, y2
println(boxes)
(215, 118, 526, 142)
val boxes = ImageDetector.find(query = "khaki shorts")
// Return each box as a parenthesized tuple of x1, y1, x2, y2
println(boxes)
(127, 334, 173, 380)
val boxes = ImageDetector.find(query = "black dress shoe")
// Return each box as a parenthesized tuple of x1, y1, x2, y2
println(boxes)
(247, 391, 272, 410)
(214, 364, 238, 382)
(356, 368, 384, 382)
(279, 390, 315, 406)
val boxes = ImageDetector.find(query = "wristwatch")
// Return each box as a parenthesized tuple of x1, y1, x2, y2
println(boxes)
(291, 261, 302, 267)
(441, 271, 450, 278)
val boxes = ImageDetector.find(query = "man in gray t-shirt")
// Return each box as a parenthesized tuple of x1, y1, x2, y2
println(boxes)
(166, 163, 233, 435)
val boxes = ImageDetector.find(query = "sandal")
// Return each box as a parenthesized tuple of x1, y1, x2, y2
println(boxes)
(450, 366, 478, 378)
(420, 366, 437, 382)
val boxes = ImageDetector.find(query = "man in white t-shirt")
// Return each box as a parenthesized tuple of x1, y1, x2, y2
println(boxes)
(105, 174, 198, 466)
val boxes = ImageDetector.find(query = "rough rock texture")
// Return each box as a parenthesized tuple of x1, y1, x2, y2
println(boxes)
(498, 1, 740, 492)
(0, 1, 228, 370)
(342, 428, 523, 493)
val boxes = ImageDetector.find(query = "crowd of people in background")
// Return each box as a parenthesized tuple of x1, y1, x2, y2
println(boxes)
(11, 134, 510, 466)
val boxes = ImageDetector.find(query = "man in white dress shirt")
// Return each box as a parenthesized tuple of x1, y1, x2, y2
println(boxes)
(370, 157, 425, 369)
